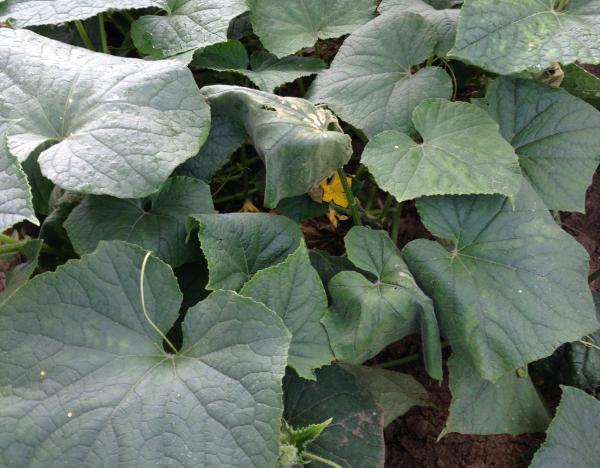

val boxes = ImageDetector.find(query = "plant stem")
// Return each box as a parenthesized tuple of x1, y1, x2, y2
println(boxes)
(213, 188, 258, 204)
(0, 233, 19, 244)
(303, 451, 342, 468)
(74, 20, 95, 51)
(314, 41, 321, 58)
(391, 203, 403, 244)
(337, 168, 362, 226)
(0, 241, 27, 255)
(240, 146, 249, 199)
(98, 13, 110, 54)
(296, 78, 306, 96)
(121, 11, 136, 23)
(589, 267, 600, 283)
(378, 195, 394, 222)
(374, 341, 450, 369)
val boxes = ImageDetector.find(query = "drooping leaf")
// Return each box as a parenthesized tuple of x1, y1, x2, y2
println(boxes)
(131, 0, 248, 58)
(241, 242, 334, 380)
(308, 12, 452, 138)
(340, 364, 432, 427)
(0, 29, 210, 198)
(561, 63, 600, 107)
(379, 0, 460, 55)
(441, 355, 550, 438)
(475, 76, 600, 212)
(176, 115, 247, 183)
(0, 239, 42, 304)
(201, 86, 352, 207)
(324, 226, 443, 380)
(65, 177, 214, 267)
(0, 121, 37, 231)
(361, 99, 522, 203)
(449, 0, 600, 75)
(284, 365, 385, 468)
(0, 0, 159, 27)
(192, 41, 326, 93)
(403, 181, 599, 382)
(21, 147, 54, 216)
(530, 386, 600, 468)
(0, 241, 291, 467)
(308, 249, 356, 288)
(189, 212, 303, 291)
(248, 0, 377, 57)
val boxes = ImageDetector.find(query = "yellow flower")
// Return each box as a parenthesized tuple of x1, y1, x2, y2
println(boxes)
(326, 208, 348, 229)
(320, 173, 352, 208)
(240, 199, 260, 213)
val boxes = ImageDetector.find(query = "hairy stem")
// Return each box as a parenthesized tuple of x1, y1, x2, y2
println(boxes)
(303, 451, 342, 468)
(74, 20, 95, 51)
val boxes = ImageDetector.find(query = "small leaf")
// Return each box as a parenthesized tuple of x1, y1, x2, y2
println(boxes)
(530, 386, 600, 467)
(561, 63, 600, 108)
(0, 29, 210, 198)
(324, 226, 443, 380)
(0, 0, 160, 27)
(0, 241, 291, 467)
(449, 0, 600, 74)
(241, 242, 334, 380)
(475, 76, 600, 212)
(201, 86, 352, 207)
(189, 212, 303, 291)
(131, 0, 248, 58)
(65, 177, 214, 267)
(308, 12, 452, 137)
(248, 0, 377, 57)
(441, 354, 550, 438)
(284, 365, 385, 468)
(362, 98, 522, 203)
(0, 239, 42, 304)
(192, 40, 326, 93)
(403, 180, 599, 381)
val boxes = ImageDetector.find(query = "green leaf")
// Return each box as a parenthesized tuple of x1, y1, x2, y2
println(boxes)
(241, 242, 334, 380)
(248, 0, 377, 57)
(0, 0, 159, 27)
(441, 354, 550, 437)
(0, 239, 42, 304)
(0, 241, 291, 467)
(309, 249, 356, 288)
(562, 63, 600, 107)
(201, 86, 352, 207)
(276, 195, 327, 223)
(475, 77, 600, 212)
(189, 212, 303, 291)
(324, 226, 443, 380)
(340, 364, 432, 427)
(450, 0, 600, 75)
(379, 0, 460, 55)
(308, 12, 452, 138)
(131, 0, 248, 58)
(278, 419, 333, 468)
(403, 181, 599, 382)
(65, 177, 213, 267)
(284, 365, 385, 468)
(530, 386, 600, 467)
(362, 99, 522, 204)
(176, 114, 247, 183)
(0, 29, 210, 198)
(0, 121, 37, 231)
(192, 41, 326, 93)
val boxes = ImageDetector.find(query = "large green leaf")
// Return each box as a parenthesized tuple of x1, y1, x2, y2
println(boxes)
(248, 0, 377, 57)
(0, 0, 159, 27)
(379, 0, 459, 55)
(324, 226, 443, 380)
(0, 241, 291, 467)
(530, 386, 600, 467)
(0, 29, 209, 198)
(403, 181, 599, 381)
(450, 0, 600, 75)
(441, 355, 550, 437)
(284, 365, 385, 468)
(65, 177, 213, 267)
(361, 99, 522, 203)
(189, 212, 303, 291)
(475, 77, 600, 212)
(308, 12, 452, 138)
(0, 121, 37, 231)
(192, 40, 326, 93)
(241, 242, 334, 380)
(131, 0, 248, 58)
(562, 63, 600, 108)
(201, 86, 352, 207)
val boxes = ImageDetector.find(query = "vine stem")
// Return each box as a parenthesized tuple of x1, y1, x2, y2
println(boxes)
(303, 451, 342, 468)
(337, 168, 362, 226)
(98, 13, 110, 54)
(140, 251, 178, 354)
(74, 20, 95, 51)
(0, 233, 19, 244)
